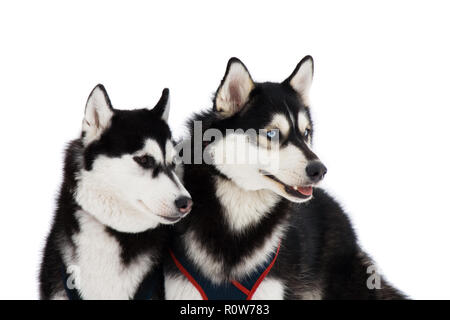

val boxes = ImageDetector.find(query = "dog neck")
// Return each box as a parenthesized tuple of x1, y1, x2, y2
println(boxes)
(56, 140, 168, 298)
(214, 176, 281, 232)
(179, 165, 291, 283)
(60, 209, 168, 299)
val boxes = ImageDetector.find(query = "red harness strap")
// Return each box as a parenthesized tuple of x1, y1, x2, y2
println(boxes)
(246, 242, 281, 300)
(231, 280, 250, 296)
(169, 242, 281, 300)
(169, 250, 208, 300)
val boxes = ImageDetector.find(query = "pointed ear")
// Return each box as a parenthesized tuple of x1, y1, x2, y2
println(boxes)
(284, 56, 314, 106)
(152, 88, 170, 122)
(82, 84, 114, 144)
(214, 58, 254, 117)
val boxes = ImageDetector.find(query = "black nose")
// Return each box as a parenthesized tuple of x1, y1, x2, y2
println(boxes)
(306, 161, 327, 183)
(175, 196, 193, 215)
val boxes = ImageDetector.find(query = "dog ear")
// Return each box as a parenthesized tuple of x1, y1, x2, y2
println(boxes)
(152, 88, 170, 122)
(82, 84, 114, 144)
(214, 57, 254, 117)
(284, 56, 314, 106)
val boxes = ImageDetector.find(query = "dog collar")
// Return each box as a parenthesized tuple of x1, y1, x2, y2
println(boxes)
(169, 241, 281, 300)
(61, 264, 163, 300)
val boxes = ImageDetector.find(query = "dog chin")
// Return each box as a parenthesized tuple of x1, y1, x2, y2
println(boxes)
(279, 191, 313, 203)
(154, 212, 184, 225)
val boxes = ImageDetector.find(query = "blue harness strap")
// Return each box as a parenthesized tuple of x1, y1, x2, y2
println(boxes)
(62, 264, 163, 300)
(169, 242, 281, 300)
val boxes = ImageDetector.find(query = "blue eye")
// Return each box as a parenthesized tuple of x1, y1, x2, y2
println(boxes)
(267, 129, 279, 139)
(304, 128, 311, 139)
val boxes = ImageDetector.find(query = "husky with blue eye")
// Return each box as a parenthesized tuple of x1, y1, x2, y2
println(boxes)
(165, 57, 405, 299)
(39, 85, 193, 300)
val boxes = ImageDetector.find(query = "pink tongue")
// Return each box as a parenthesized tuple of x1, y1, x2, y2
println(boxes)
(297, 186, 313, 196)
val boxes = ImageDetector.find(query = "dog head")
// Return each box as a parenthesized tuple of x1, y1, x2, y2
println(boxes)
(206, 56, 326, 203)
(75, 85, 192, 232)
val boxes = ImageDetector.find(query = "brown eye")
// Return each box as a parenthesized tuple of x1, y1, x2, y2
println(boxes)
(133, 155, 156, 169)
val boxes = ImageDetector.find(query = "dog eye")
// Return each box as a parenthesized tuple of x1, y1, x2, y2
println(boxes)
(303, 129, 311, 139)
(266, 129, 279, 140)
(133, 155, 156, 169)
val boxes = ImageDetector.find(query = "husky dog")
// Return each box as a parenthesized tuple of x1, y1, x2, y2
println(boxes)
(39, 85, 193, 299)
(165, 57, 405, 299)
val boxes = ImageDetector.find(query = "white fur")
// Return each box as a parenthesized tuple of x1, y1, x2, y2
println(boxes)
(180, 191, 286, 284)
(82, 86, 114, 144)
(165, 274, 285, 300)
(138, 139, 164, 163)
(182, 231, 224, 284)
(161, 93, 170, 122)
(289, 57, 313, 106)
(209, 132, 279, 191)
(215, 177, 279, 232)
(165, 140, 176, 166)
(62, 211, 155, 299)
(232, 223, 286, 279)
(273, 143, 310, 187)
(164, 275, 203, 300)
(251, 278, 285, 300)
(51, 290, 69, 300)
(209, 130, 313, 203)
(299, 288, 322, 300)
(268, 113, 290, 137)
(75, 138, 190, 232)
(216, 61, 254, 116)
(297, 111, 310, 133)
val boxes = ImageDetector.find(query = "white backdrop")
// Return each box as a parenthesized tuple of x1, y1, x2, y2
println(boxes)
(1, 1, 449, 299)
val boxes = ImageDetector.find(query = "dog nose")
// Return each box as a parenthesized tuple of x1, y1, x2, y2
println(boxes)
(175, 196, 193, 215)
(306, 161, 327, 183)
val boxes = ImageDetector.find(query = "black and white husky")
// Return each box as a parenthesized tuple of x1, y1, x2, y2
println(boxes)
(39, 85, 192, 299)
(165, 57, 405, 299)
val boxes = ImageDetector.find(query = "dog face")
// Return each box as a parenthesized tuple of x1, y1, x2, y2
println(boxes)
(75, 85, 192, 232)
(207, 56, 327, 203)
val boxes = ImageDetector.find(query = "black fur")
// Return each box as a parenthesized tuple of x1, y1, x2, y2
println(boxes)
(168, 60, 406, 299)
(84, 108, 171, 170)
(39, 87, 173, 299)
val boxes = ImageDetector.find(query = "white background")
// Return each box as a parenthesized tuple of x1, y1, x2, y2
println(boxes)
(1, 1, 449, 300)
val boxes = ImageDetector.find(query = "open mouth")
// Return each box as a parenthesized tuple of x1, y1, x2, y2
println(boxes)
(284, 184, 313, 198)
(260, 171, 313, 199)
